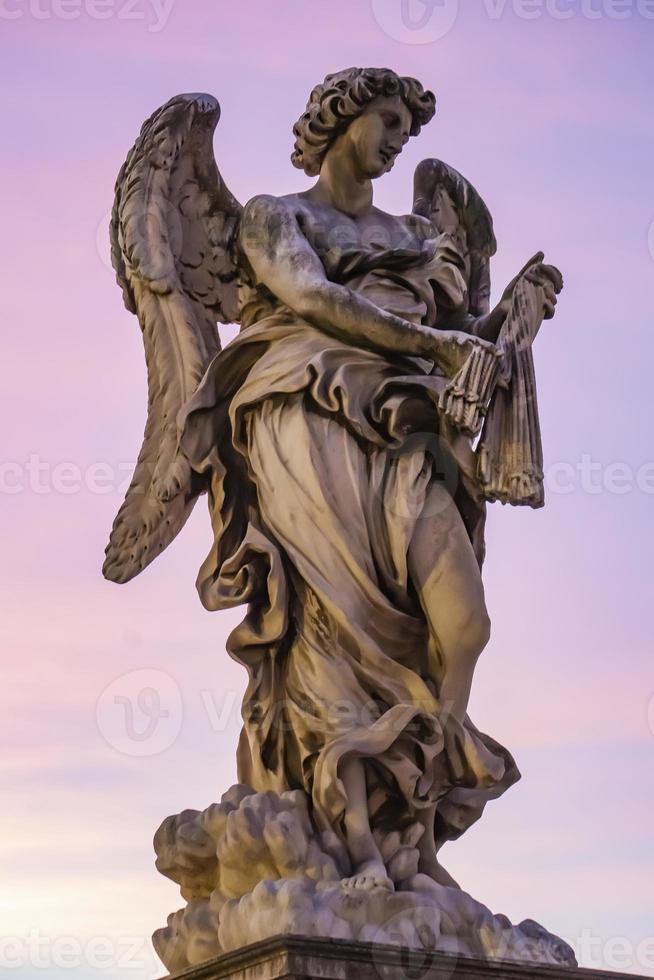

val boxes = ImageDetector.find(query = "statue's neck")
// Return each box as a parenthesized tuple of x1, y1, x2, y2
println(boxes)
(310, 149, 373, 218)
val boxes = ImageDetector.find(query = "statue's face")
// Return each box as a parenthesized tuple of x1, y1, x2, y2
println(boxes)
(341, 95, 413, 179)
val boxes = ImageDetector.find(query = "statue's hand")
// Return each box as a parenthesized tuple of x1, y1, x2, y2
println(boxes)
(499, 252, 564, 322)
(524, 260, 563, 320)
(433, 330, 499, 377)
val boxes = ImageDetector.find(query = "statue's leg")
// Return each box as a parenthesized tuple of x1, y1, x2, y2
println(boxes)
(407, 480, 490, 884)
(340, 756, 394, 891)
(414, 803, 460, 888)
(407, 480, 490, 725)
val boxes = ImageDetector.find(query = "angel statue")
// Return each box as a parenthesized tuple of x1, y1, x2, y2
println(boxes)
(104, 69, 573, 972)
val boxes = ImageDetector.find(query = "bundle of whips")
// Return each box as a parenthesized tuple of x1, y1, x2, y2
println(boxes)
(438, 341, 502, 438)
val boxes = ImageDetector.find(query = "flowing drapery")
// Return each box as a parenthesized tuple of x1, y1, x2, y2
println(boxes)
(179, 242, 520, 850)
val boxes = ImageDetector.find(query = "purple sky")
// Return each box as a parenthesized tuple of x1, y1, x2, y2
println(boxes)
(1, 2, 653, 977)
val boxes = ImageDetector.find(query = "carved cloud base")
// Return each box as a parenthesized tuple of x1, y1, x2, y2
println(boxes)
(152, 785, 576, 976)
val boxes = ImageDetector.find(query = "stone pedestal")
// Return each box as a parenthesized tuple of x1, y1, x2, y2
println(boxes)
(163, 936, 646, 980)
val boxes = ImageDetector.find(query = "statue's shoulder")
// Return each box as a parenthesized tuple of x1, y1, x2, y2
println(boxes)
(242, 193, 290, 224)
(242, 192, 304, 222)
(240, 194, 312, 256)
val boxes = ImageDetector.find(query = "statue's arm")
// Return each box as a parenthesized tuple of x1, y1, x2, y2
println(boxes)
(240, 195, 492, 372)
(437, 308, 505, 344)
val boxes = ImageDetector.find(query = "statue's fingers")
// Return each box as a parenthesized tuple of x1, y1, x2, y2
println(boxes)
(525, 268, 545, 287)
(526, 268, 562, 302)
(517, 251, 545, 280)
(540, 263, 564, 292)
(542, 281, 558, 305)
(525, 261, 563, 294)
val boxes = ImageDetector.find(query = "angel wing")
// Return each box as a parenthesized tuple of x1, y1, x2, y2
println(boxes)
(413, 158, 497, 317)
(103, 93, 242, 585)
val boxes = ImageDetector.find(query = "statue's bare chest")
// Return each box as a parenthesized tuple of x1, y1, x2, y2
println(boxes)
(290, 199, 430, 261)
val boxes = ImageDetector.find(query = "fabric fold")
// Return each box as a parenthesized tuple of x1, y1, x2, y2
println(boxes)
(178, 239, 520, 851)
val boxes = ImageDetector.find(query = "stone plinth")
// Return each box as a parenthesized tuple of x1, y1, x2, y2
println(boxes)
(164, 936, 646, 980)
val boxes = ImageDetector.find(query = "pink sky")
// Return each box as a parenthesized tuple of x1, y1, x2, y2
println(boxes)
(1, 2, 653, 977)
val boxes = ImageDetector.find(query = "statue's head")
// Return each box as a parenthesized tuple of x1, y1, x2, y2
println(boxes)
(292, 67, 436, 180)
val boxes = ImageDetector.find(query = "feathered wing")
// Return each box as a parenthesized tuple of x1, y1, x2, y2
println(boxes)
(413, 158, 497, 316)
(103, 93, 242, 584)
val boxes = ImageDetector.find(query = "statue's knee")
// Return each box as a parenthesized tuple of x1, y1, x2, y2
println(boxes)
(459, 607, 491, 662)
(477, 609, 491, 652)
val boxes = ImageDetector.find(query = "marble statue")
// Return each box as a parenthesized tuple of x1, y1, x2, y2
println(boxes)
(104, 68, 571, 973)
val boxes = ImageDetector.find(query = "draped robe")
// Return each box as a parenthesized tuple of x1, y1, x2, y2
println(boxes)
(179, 235, 520, 853)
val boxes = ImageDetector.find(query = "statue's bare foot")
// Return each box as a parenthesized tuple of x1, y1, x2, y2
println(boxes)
(343, 857, 394, 891)
(418, 853, 460, 889)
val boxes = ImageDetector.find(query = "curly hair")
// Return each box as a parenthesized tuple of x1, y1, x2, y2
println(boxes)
(291, 67, 436, 177)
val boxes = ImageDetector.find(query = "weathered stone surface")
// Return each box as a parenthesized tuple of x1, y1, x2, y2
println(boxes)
(152, 787, 575, 975)
(106, 69, 571, 977)
(161, 936, 645, 980)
